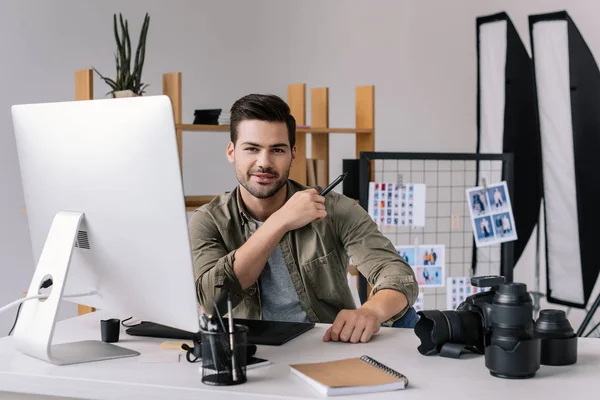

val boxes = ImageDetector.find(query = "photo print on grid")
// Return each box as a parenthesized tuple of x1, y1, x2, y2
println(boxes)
(492, 211, 517, 240)
(418, 245, 443, 267)
(474, 215, 495, 244)
(395, 245, 416, 267)
(446, 277, 491, 310)
(368, 182, 426, 227)
(488, 184, 509, 213)
(466, 181, 518, 247)
(396, 244, 445, 288)
(416, 266, 443, 287)
(468, 188, 491, 216)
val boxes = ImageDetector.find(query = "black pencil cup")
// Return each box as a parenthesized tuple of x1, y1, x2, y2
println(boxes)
(100, 318, 120, 343)
(200, 324, 248, 386)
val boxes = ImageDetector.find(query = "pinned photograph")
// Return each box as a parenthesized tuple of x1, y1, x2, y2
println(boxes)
(417, 245, 444, 267)
(368, 182, 426, 227)
(466, 181, 518, 247)
(415, 266, 443, 287)
(446, 277, 491, 310)
(488, 184, 509, 212)
(414, 244, 445, 287)
(395, 244, 445, 287)
(493, 212, 517, 240)
(467, 188, 490, 216)
(474, 215, 495, 244)
(395, 245, 416, 266)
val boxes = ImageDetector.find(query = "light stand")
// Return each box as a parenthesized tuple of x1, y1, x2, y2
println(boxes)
(530, 212, 544, 317)
(577, 291, 600, 337)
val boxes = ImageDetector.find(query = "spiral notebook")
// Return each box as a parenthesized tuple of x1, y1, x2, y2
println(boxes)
(289, 355, 408, 396)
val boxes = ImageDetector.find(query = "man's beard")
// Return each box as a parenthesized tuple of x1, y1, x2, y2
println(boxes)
(237, 166, 290, 199)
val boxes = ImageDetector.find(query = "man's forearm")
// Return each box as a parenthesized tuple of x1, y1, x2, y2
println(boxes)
(233, 215, 287, 289)
(359, 289, 408, 324)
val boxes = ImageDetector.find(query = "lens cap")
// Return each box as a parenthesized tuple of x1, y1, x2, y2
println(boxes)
(534, 309, 577, 366)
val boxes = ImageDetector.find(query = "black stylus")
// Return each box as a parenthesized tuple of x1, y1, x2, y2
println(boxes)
(319, 173, 348, 196)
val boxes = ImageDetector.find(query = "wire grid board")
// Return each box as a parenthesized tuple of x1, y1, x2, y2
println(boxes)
(366, 156, 506, 311)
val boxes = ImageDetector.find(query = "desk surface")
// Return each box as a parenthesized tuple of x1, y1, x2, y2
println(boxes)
(0, 310, 598, 400)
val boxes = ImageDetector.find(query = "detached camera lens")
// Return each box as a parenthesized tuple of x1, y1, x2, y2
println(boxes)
(534, 309, 577, 366)
(535, 309, 573, 337)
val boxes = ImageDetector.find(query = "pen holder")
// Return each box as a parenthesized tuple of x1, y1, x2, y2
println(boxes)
(100, 318, 120, 343)
(200, 324, 249, 386)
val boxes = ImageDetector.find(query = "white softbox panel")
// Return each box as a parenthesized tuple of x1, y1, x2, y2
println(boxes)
(475, 12, 542, 279)
(530, 11, 600, 308)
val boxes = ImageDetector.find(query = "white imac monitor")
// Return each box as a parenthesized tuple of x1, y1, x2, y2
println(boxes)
(10, 95, 200, 365)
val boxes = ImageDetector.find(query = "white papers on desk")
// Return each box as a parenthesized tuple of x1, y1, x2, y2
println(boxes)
(368, 182, 426, 227)
(138, 351, 182, 363)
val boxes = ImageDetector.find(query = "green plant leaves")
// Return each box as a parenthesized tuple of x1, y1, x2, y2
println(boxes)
(93, 12, 150, 96)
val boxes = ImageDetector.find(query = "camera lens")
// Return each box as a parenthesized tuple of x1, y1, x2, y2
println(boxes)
(534, 309, 578, 366)
(490, 283, 534, 350)
(484, 282, 541, 379)
(535, 309, 572, 337)
(415, 310, 485, 356)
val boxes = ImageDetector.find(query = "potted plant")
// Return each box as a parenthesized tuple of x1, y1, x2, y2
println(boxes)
(94, 13, 150, 98)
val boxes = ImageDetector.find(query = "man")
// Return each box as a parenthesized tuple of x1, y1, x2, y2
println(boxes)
(189, 94, 418, 344)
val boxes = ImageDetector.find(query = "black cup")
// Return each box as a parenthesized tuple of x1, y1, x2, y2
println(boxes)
(101, 318, 120, 343)
(200, 324, 248, 386)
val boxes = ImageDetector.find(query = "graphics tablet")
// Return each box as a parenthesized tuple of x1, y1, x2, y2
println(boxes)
(126, 318, 315, 346)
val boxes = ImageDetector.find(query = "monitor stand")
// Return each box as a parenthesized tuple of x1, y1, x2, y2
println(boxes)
(12, 211, 140, 365)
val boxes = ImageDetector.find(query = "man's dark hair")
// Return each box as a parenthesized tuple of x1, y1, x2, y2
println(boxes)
(230, 94, 296, 148)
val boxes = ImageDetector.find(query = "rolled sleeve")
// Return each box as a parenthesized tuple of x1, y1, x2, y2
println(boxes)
(188, 209, 244, 310)
(333, 195, 419, 325)
(372, 274, 418, 327)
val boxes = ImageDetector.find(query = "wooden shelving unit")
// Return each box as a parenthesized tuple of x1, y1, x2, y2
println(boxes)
(177, 124, 231, 132)
(74, 69, 375, 212)
(178, 124, 372, 134)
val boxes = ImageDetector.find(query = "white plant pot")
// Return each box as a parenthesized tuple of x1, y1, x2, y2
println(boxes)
(112, 90, 139, 98)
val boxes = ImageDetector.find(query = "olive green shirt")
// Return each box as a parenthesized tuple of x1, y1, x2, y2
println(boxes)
(188, 180, 418, 326)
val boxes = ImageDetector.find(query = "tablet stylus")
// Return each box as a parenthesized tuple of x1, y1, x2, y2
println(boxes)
(320, 173, 348, 196)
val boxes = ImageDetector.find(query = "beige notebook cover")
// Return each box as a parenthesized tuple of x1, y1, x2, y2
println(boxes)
(290, 356, 407, 396)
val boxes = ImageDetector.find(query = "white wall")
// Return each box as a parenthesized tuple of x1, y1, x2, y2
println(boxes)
(2, 0, 600, 335)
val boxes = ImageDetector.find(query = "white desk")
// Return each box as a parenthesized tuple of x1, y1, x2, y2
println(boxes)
(0, 311, 598, 400)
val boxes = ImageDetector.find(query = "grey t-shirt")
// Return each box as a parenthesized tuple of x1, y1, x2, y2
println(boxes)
(255, 221, 309, 323)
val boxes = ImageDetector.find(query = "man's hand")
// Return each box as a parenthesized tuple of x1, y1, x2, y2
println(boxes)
(322, 308, 381, 344)
(272, 189, 327, 231)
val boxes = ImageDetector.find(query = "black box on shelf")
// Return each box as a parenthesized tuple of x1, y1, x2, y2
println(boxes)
(193, 109, 222, 125)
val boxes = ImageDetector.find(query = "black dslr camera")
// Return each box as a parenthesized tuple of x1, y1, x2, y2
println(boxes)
(414, 276, 578, 379)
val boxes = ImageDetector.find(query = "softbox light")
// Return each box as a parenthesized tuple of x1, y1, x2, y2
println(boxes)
(530, 11, 600, 308)
(475, 12, 542, 277)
